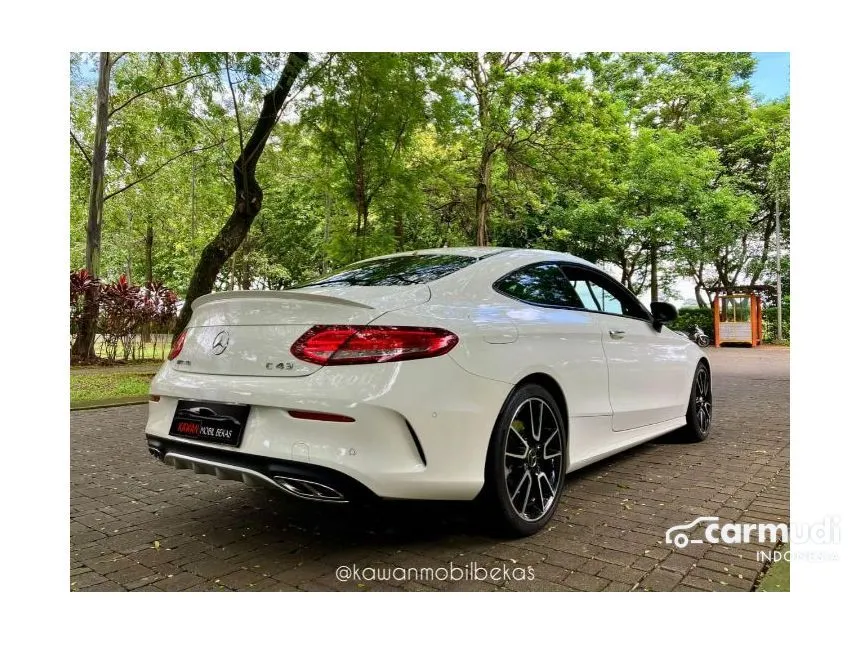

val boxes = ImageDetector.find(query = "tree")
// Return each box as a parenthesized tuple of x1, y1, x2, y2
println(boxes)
(70, 52, 224, 359)
(70, 52, 111, 360)
(301, 53, 432, 259)
(720, 99, 791, 286)
(585, 52, 769, 299)
(69, 51, 788, 329)
(175, 52, 309, 337)
(587, 52, 755, 134)
(445, 53, 600, 245)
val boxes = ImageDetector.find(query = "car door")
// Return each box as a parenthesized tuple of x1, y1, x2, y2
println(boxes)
(492, 262, 613, 435)
(559, 264, 690, 431)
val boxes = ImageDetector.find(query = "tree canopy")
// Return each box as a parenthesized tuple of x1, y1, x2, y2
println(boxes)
(70, 51, 789, 315)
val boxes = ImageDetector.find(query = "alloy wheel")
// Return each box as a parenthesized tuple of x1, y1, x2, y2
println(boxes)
(695, 368, 712, 432)
(503, 397, 564, 522)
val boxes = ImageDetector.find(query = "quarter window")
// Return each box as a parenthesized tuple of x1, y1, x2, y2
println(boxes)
(495, 263, 581, 308)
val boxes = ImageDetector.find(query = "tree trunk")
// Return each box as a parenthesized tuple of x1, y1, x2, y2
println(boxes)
(144, 219, 154, 285)
(141, 219, 155, 342)
(354, 154, 369, 259)
(472, 54, 493, 247)
(694, 284, 708, 308)
(749, 204, 776, 285)
(649, 243, 659, 303)
(475, 143, 493, 246)
(620, 256, 631, 290)
(174, 53, 308, 339)
(395, 211, 404, 251)
(126, 211, 133, 282)
(71, 52, 111, 360)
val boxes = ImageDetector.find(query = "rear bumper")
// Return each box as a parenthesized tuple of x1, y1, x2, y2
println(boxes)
(146, 435, 376, 502)
(145, 355, 512, 500)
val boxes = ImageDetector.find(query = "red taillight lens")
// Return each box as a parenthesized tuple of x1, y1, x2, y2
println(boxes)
(168, 330, 187, 361)
(291, 325, 458, 366)
(288, 410, 355, 423)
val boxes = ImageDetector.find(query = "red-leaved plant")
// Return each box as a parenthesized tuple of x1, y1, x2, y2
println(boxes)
(70, 270, 179, 361)
(70, 269, 98, 342)
(99, 274, 142, 361)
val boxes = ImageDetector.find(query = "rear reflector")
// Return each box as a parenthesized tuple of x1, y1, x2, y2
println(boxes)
(288, 410, 355, 423)
(168, 330, 187, 361)
(291, 325, 458, 366)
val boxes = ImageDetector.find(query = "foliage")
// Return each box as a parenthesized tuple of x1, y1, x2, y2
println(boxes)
(671, 307, 715, 340)
(70, 269, 99, 335)
(763, 298, 790, 343)
(70, 52, 790, 324)
(70, 271, 178, 361)
(671, 304, 790, 344)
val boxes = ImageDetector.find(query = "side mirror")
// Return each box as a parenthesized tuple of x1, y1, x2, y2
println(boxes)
(650, 301, 678, 331)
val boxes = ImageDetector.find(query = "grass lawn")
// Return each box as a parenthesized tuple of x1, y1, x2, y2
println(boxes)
(71, 334, 173, 362)
(70, 371, 154, 404)
(756, 548, 790, 592)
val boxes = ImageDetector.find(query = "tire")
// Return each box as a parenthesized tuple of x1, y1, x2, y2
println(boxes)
(679, 362, 713, 442)
(483, 383, 567, 537)
(696, 335, 709, 348)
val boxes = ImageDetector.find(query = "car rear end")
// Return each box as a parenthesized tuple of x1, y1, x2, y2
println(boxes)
(145, 252, 513, 502)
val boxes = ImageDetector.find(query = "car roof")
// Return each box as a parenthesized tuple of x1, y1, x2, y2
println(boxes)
(367, 246, 598, 268)
(370, 246, 511, 259)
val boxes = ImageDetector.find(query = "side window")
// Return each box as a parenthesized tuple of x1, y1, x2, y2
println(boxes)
(588, 283, 624, 315)
(495, 263, 582, 308)
(570, 279, 599, 311)
(560, 265, 649, 320)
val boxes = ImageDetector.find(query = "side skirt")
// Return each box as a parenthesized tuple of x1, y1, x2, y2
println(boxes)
(567, 416, 687, 473)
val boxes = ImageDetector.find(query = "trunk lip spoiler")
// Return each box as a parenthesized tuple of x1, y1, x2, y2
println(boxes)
(191, 290, 375, 311)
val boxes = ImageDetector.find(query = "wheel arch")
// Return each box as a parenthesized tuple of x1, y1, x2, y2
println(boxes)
(479, 370, 571, 509)
(514, 372, 570, 438)
(482, 372, 570, 473)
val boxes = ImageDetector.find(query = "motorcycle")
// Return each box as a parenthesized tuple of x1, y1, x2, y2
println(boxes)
(689, 325, 709, 347)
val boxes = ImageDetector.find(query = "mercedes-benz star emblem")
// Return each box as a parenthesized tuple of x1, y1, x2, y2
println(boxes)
(212, 330, 230, 355)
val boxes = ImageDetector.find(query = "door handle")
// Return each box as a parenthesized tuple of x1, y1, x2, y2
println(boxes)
(609, 329, 626, 339)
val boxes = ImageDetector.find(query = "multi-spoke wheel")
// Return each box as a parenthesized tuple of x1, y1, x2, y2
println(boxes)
(484, 383, 566, 536)
(680, 362, 712, 442)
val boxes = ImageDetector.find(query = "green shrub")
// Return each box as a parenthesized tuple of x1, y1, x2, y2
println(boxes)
(763, 300, 790, 342)
(671, 307, 714, 339)
(670, 303, 790, 344)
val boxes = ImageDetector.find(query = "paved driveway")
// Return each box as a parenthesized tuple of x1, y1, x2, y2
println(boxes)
(70, 347, 789, 591)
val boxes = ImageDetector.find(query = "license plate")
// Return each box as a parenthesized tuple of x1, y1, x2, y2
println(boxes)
(169, 400, 250, 447)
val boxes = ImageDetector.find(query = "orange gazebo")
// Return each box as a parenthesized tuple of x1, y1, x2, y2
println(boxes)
(712, 286, 771, 347)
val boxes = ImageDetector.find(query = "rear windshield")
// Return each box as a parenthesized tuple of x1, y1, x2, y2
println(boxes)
(299, 254, 477, 287)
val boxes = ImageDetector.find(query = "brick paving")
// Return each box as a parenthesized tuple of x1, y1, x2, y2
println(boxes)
(70, 347, 789, 592)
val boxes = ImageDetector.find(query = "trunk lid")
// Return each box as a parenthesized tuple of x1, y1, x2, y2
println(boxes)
(173, 285, 430, 377)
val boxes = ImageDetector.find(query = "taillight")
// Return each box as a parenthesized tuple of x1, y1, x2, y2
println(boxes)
(168, 330, 187, 360)
(291, 325, 458, 366)
(288, 410, 355, 423)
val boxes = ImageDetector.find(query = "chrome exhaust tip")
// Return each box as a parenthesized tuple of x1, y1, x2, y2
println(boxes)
(148, 446, 163, 460)
(273, 476, 347, 502)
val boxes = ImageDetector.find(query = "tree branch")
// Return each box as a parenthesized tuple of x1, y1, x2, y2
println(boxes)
(238, 53, 310, 178)
(70, 130, 91, 165)
(108, 70, 215, 118)
(110, 52, 129, 68)
(503, 52, 524, 71)
(224, 54, 245, 154)
(103, 139, 224, 202)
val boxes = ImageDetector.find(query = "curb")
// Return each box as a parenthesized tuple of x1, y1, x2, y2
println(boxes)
(71, 397, 149, 411)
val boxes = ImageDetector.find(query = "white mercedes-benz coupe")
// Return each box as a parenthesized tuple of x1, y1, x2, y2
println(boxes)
(146, 247, 712, 536)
